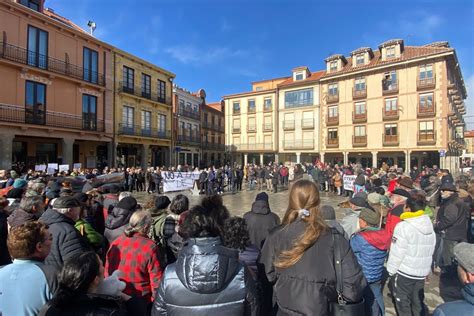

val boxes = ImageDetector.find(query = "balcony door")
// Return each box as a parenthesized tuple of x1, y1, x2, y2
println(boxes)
(25, 80, 46, 125)
(27, 25, 48, 69)
(82, 94, 97, 130)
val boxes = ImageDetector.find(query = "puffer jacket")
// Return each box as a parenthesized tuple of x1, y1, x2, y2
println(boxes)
(259, 220, 366, 315)
(39, 208, 89, 268)
(243, 200, 280, 249)
(435, 193, 470, 242)
(433, 283, 474, 316)
(104, 206, 134, 244)
(387, 212, 436, 279)
(151, 237, 259, 316)
(350, 229, 388, 283)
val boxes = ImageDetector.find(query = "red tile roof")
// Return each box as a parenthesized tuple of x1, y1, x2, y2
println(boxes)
(207, 102, 223, 112)
(464, 131, 474, 138)
(43, 8, 88, 34)
(321, 45, 453, 79)
(277, 70, 326, 87)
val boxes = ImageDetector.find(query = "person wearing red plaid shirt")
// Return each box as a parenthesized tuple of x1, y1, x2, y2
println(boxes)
(105, 210, 163, 304)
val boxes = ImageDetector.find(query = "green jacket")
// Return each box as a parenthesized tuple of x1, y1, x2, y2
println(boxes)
(75, 219, 104, 247)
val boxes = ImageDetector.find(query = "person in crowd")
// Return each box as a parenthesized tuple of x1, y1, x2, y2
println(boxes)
(152, 169, 163, 194)
(387, 173, 398, 193)
(0, 222, 57, 315)
(223, 216, 260, 276)
(74, 193, 105, 251)
(148, 195, 171, 253)
(102, 184, 120, 222)
(39, 196, 89, 268)
(332, 170, 342, 195)
(387, 194, 436, 316)
(199, 168, 208, 194)
(320, 204, 347, 239)
(7, 195, 45, 229)
(259, 180, 366, 315)
(243, 192, 280, 249)
(440, 169, 454, 185)
(264, 166, 273, 192)
(152, 198, 259, 315)
(351, 208, 388, 316)
(385, 188, 410, 237)
(396, 176, 414, 192)
(106, 210, 163, 305)
(40, 251, 146, 315)
(271, 166, 279, 193)
(104, 196, 139, 244)
(433, 242, 474, 315)
(165, 194, 190, 261)
(0, 197, 10, 266)
(280, 164, 289, 187)
(354, 168, 367, 194)
(340, 191, 368, 237)
(257, 166, 265, 191)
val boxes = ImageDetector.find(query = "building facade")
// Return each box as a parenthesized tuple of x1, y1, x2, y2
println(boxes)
(113, 48, 174, 168)
(172, 85, 204, 167)
(201, 101, 225, 167)
(0, 0, 114, 170)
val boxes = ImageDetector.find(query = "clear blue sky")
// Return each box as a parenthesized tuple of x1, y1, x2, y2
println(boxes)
(47, 0, 474, 121)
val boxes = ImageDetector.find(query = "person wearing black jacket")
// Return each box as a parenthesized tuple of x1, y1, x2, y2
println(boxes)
(259, 180, 366, 315)
(0, 198, 10, 266)
(104, 197, 138, 244)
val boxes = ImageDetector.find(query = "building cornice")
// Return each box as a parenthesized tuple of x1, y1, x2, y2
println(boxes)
(223, 89, 276, 100)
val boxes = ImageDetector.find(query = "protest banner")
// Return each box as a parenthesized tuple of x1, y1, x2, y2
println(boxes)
(343, 174, 356, 192)
(35, 165, 46, 172)
(162, 171, 201, 193)
(46, 168, 55, 175)
(59, 164, 69, 172)
(73, 163, 82, 170)
(47, 163, 59, 170)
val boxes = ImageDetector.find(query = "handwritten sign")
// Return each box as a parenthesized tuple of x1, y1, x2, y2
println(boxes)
(343, 175, 356, 191)
(73, 163, 82, 170)
(162, 171, 201, 193)
(47, 163, 58, 170)
(35, 165, 46, 172)
(59, 164, 70, 172)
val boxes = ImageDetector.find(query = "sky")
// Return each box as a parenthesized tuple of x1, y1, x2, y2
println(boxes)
(47, 0, 474, 124)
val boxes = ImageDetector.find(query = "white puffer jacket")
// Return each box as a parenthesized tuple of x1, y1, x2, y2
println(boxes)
(387, 214, 436, 279)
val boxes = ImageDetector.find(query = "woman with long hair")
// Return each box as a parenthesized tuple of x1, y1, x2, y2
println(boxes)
(259, 179, 366, 315)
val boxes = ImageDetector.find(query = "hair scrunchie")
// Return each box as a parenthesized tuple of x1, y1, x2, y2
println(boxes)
(298, 209, 310, 218)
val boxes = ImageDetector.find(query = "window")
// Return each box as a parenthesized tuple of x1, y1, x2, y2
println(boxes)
(157, 79, 166, 103)
(330, 60, 338, 72)
(295, 73, 304, 81)
(187, 123, 193, 137)
(419, 64, 433, 79)
(204, 113, 208, 126)
(179, 99, 185, 112)
(82, 94, 97, 130)
(25, 80, 46, 125)
(122, 106, 134, 129)
(455, 126, 464, 139)
(328, 106, 338, 117)
(20, 0, 41, 11)
(355, 102, 366, 114)
(141, 73, 151, 98)
(284, 88, 313, 108)
(385, 124, 397, 136)
(383, 71, 397, 90)
(248, 99, 256, 113)
(83, 47, 98, 84)
(157, 114, 166, 134)
(419, 121, 434, 132)
(264, 98, 272, 111)
(255, 86, 263, 91)
(193, 104, 198, 113)
(27, 25, 48, 69)
(419, 93, 434, 109)
(328, 83, 338, 95)
(354, 77, 366, 91)
(122, 66, 134, 91)
(233, 118, 241, 131)
(141, 111, 151, 135)
(355, 126, 366, 136)
(356, 54, 365, 65)
(233, 101, 240, 114)
(385, 98, 398, 112)
(186, 102, 192, 111)
(328, 128, 338, 139)
(386, 46, 396, 58)
(180, 121, 186, 136)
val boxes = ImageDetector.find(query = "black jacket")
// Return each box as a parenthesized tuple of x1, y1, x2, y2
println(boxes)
(259, 220, 366, 315)
(435, 193, 470, 242)
(0, 212, 11, 266)
(7, 208, 40, 229)
(152, 237, 259, 316)
(104, 206, 134, 244)
(39, 208, 89, 268)
(243, 200, 281, 249)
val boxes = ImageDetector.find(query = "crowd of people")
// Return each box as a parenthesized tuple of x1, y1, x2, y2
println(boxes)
(0, 161, 473, 315)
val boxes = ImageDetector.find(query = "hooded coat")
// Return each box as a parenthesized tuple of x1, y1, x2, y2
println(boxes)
(151, 237, 259, 316)
(104, 206, 134, 244)
(7, 208, 41, 229)
(435, 193, 470, 242)
(433, 283, 474, 316)
(243, 200, 280, 249)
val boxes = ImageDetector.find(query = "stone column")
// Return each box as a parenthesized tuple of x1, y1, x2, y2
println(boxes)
(343, 152, 349, 166)
(107, 141, 115, 168)
(141, 144, 149, 169)
(296, 152, 301, 164)
(405, 150, 411, 173)
(320, 153, 325, 164)
(61, 138, 74, 166)
(372, 151, 378, 169)
(0, 133, 14, 170)
(244, 153, 248, 166)
(260, 153, 264, 165)
(274, 154, 279, 164)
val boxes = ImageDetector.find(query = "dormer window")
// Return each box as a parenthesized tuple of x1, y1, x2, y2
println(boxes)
(330, 61, 338, 72)
(19, 0, 41, 11)
(386, 46, 396, 59)
(295, 73, 304, 81)
(356, 54, 365, 65)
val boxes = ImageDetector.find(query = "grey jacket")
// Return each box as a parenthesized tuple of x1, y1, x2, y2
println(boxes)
(152, 237, 259, 316)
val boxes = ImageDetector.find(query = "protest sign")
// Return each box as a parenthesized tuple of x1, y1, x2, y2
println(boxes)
(35, 165, 46, 172)
(47, 168, 55, 175)
(47, 163, 58, 170)
(162, 171, 201, 192)
(343, 174, 356, 192)
(73, 163, 82, 170)
(59, 164, 70, 172)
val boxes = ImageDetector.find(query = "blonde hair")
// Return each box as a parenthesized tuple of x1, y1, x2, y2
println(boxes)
(274, 180, 327, 269)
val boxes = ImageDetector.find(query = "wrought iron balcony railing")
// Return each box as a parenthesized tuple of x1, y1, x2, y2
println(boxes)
(118, 124, 171, 139)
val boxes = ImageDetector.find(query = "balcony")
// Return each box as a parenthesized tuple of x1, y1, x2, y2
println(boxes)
(118, 124, 171, 139)
(0, 103, 105, 132)
(327, 138, 339, 148)
(247, 125, 257, 132)
(118, 82, 169, 105)
(417, 76, 436, 90)
(202, 142, 225, 151)
(0, 41, 105, 86)
(383, 134, 399, 146)
(232, 127, 241, 133)
(176, 134, 201, 145)
(353, 135, 367, 147)
(248, 107, 256, 114)
(263, 105, 273, 112)
(235, 143, 273, 151)
(283, 120, 295, 130)
(418, 131, 436, 145)
(353, 112, 367, 123)
(382, 80, 399, 95)
(326, 115, 339, 126)
(233, 109, 241, 115)
(327, 93, 339, 103)
(283, 139, 314, 150)
(263, 123, 273, 131)
(301, 118, 314, 129)
(382, 108, 399, 121)
(178, 108, 200, 120)
(353, 88, 367, 99)
(417, 103, 436, 118)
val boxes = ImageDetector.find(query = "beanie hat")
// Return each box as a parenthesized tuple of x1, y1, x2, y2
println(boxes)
(154, 196, 171, 210)
(353, 191, 368, 201)
(116, 196, 137, 211)
(349, 196, 367, 208)
(320, 205, 336, 220)
(454, 242, 474, 274)
(13, 179, 27, 189)
(367, 193, 381, 205)
(73, 192, 89, 203)
(255, 192, 269, 202)
(359, 208, 380, 227)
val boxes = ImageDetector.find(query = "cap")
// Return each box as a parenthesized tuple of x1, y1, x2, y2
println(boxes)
(53, 196, 81, 209)
(367, 192, 381, 205)
(440, 182, 457, 192)
(392, 188, 411, 199)
(154, 196, 171, 210)
(397, 177, 414, 189)
(349, 196, 367, 208)
(454, 242, 474, 273)
(359, 208, 380, 227)
(116, 196, 138, 211)
(320, 205, 336, 220)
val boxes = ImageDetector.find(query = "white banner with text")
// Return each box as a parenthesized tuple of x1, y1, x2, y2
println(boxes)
(162, 171, 201, 192)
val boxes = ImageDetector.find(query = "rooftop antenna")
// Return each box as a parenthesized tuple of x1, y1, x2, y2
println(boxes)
(87, 21, 96, 36)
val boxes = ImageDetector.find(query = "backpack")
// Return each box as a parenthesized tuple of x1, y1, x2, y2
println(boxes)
(149, 213, 168, 247)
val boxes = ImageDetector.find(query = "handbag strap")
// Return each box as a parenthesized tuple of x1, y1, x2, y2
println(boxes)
(331, 228, 346, 304)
